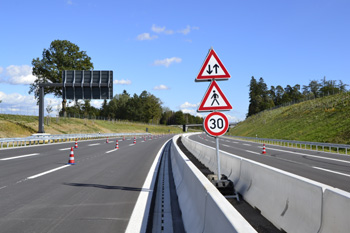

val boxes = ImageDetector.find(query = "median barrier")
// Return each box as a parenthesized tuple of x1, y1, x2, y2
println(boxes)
(319, 188, 350, 233)
(236, 160, 323, 233)
(171, 135, 256, 233)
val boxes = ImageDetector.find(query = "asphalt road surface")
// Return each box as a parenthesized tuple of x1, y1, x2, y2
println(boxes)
(190, 133, 350, 192)
(0, 135, 172, 233)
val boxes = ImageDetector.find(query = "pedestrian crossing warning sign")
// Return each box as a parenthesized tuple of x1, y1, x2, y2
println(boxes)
(196, 48, 231, 81)
(197, 80, 232, 112)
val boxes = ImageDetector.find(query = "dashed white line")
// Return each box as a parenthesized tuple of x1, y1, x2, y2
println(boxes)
(88, 143, 100, 146)
(27, 165, 71, 179)
(222, 144, 230, 147)
(313, 167, 350, 178)
(243, 144, 251, 146)
(59, 148, 71, 151)
(245, 150, 261, 155)
(106, 149, 118, 154)
(0, 153, 40, 161)
(268, 148, 350, 164)
(0, 186, 7, 190)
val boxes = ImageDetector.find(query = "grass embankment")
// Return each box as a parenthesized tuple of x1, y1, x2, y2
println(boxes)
(227, 92, 350, 144)
(0, 114, 184, 138)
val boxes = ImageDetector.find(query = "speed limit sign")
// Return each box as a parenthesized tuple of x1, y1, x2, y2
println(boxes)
(203, 112, 229, 137)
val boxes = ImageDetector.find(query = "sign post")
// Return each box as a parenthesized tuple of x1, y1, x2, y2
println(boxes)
(196, 48, 232, 179)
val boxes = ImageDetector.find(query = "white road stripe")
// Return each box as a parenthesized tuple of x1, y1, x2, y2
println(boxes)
(59, 148, 71, 151)
(88, 143, 100, 146)
(269, 148, 350, 164)
(0, 153, 40, 161)
(245, 150, 261, 155)
(27, 165, 71, 179)
(222, 144, 230, 147)
(313, 167, 350, 177)
(0, 186, 7, 190)
(106, 149, 118, 154)
(243, 144, 251, 146)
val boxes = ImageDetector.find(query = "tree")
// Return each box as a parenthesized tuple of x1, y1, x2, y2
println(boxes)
(30, 40, 94, 111)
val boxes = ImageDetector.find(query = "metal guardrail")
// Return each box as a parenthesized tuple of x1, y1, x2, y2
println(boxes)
(227, 135, 350, 155)
(0, 133, 151, 149)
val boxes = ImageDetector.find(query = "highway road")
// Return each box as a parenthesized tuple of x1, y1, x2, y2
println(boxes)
(190, 133, 350, 192)
(0, 135, 172, 233)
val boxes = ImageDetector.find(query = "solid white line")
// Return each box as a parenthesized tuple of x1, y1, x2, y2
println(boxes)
(106, 149, 118, 154)
(269, 148, 350, 164)
(125, 139, 170, 233)
(0, 153, 39, 161)
(27, 165, 71, 179)
(59, 148, 71, 151)
(313, 167, 350, 177)
(88, 143, 100, 146)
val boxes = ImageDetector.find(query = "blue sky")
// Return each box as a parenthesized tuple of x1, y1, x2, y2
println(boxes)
(1, 0, 349, 121)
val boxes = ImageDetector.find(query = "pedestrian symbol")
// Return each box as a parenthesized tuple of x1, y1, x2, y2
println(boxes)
(197, 80, 232, 112)
(211, 90, 220, 106)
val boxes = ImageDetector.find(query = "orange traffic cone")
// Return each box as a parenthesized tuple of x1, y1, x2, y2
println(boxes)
(115, 140, 119, 149)
(133, 137, 136, 144)
(144, 137, 146, 142)
(74, 139, 78, 149)
(123, 136, 125, 141)
(262, 144, 266, 154)
(68, 147, 75, 165)
(106, 137, 109, 143)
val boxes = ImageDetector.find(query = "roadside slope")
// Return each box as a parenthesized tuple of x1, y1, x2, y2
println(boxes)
(228, 92, 350, 144)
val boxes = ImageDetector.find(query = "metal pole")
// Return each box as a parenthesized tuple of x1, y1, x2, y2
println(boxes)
(216, 136, 221, 179)
(38, 86, 45, 133)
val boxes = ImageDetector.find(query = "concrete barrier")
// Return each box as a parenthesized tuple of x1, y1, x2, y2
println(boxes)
(181, 133, 350, 233)
(236, 160, 323, 233)
(319, 188, 350, 233)
(171, 135, 256, 233)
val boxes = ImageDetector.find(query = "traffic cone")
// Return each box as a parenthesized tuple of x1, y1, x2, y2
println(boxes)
(262, 144, 266, 154)
(144, 137, 146, 142)
(74, 139, 78, 149)
(106, 137, 109, 143)
(67, 147, 75, 165)
(133, 137, 136, 144)
(115, 140, 119, 149)
(123, 136, 125, 141)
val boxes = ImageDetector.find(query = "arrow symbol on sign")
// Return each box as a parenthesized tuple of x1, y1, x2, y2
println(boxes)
(213, 64, 219, 73)
(206, 65, 213, 74)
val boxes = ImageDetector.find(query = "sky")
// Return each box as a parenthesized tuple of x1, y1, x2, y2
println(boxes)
(0, 0, 349, 122)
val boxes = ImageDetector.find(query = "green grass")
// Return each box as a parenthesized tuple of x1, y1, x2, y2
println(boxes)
(0, 114, 185, 138)
(227, 92, 350, 144)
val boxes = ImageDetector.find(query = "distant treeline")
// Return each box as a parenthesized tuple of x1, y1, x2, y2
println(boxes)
(248, 76, 348, 117)
(60, 90, 203, 125)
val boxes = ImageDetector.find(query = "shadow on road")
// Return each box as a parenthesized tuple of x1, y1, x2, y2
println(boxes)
(63, 182, 150, 192)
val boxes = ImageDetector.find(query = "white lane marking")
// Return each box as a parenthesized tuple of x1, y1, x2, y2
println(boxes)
(232, 141, 238, 144)
(243, 144, 251, 146)
(313, 167, 350, 177)
(27, 165, 71, 179)
(0, 153, 40, 161)
(59, 148, 71, 151)
(0, 186, 7, 190)
(269, 148, 350, 164)
(245, 150, 261, 155)
(106, 149, 118, 154)
(129, 144, 135, 146)
(88, 143, 100, 146)
(222, 144, 230, 147)
(125, 139, 170, 233)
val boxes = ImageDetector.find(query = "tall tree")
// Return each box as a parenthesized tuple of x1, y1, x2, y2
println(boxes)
(30, 40, 93, 112)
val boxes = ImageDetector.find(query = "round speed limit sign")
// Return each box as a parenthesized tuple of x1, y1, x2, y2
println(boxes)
(203, 112, 229, 137)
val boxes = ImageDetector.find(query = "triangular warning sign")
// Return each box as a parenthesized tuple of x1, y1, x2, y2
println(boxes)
(196, 48, 230, 81)
(197, 80, 232, 112)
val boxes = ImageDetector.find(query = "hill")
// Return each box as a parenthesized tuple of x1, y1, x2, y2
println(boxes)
(0, 114, 184, 138)
(227, 92, 350, 144)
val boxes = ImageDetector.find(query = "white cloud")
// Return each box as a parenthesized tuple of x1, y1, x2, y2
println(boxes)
(0, 67, 3, 74)
(114, 79, 132, 85)
(0, 65, 36, 85)
(67, 0, 73, 5)
(153, 84, 169, 90)
(153, 57, 182, 67)
(180, 101, 197, 109)
(136, 33, 158, 41)
(151, 24, 174, 35)
(178, 25, 199, 35)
